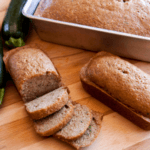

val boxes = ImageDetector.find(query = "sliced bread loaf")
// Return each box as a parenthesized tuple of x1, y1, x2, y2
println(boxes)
(54, 103, 92, 140)
(25, 87, 69, 120)
(34, 100, 74, 136)
(3, 46, 62, 102)
(61, 111, 103, 149)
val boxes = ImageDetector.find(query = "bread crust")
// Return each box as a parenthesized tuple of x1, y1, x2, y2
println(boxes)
(80, 52, 150, 130)
(34, 100, 75, 136)
(3, 44, 42, 71)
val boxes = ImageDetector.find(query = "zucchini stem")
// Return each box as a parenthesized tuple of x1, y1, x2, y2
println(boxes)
(5, 37, 25, 48)
(0, 88, 5, 105)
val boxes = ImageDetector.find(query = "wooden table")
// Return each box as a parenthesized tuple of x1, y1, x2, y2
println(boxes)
(1, 1, 150, 150)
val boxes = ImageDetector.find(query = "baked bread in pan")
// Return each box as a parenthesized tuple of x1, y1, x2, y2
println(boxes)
(34, 0, 150, 37)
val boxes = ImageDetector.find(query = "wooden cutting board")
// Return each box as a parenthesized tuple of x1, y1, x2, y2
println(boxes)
(1, 1, 150, 150)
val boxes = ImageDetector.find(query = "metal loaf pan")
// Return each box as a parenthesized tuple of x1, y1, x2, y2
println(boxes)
(23, 0, 150, 62)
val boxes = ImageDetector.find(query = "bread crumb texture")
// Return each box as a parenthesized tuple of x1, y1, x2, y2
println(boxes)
(34, 100, 74, 136)
(61, 111, 103, 149)
(25, 87, 69, 120)
(55, 103, 92, 140)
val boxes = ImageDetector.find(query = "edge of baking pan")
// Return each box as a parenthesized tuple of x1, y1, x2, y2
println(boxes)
(22, 0, 150, 62)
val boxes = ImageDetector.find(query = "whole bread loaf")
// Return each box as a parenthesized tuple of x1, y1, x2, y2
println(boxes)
(80, 51, 150, 130)
(3, 45, 62, 102)
(34, 0, 150, 37)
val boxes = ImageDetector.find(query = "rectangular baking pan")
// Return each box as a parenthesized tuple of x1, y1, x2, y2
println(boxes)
(23, 0, 150, 62)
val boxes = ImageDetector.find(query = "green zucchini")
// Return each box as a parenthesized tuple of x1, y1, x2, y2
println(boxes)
(2, 0, 30, 48)
(0, 36, 5, 105)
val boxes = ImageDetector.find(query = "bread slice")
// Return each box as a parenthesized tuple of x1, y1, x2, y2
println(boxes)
(64, 111, 103, 149)
(34, 100, 74, 136)
(3, 45, 62, 102)
(54, 103, 92, 140)
(80, 51, 150, 130)
(25, 87, 69, 120)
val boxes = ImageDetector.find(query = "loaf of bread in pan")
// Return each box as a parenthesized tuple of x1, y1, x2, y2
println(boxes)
(80, 51, 150, 130)
(34, 0, 150, 37)
(3, 45, 62, 102)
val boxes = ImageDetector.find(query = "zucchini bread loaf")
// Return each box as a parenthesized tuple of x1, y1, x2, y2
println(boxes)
(80, 51, 150, 130)
(35, 0, 150, 37)
(3, 45, 62, 102)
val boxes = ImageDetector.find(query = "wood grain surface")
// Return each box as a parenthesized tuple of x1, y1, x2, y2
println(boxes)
(1, 1, 150, 150)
